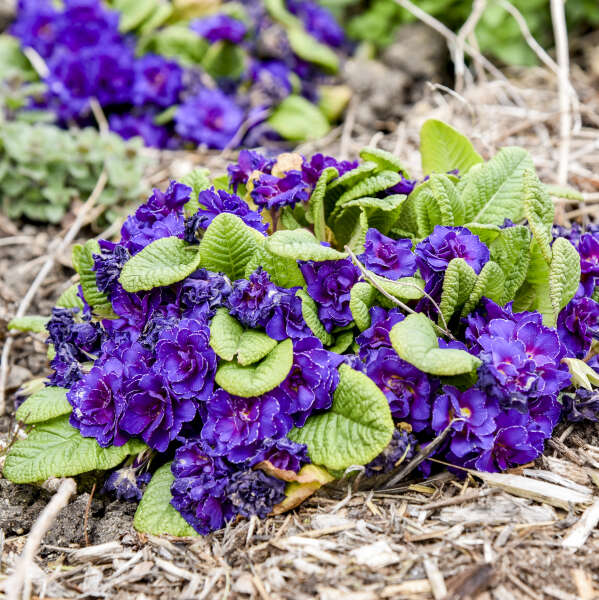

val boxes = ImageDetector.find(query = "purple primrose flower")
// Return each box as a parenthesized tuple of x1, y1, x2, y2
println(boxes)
(132, 54, 183, 108)
(171, 438, 235, 534)
(227, 150, 275, 192)
(359, 229, 417, 280)
(300, 259, 360, 332)
(184, 188, 268, 242)
(365, 347, 433, 431)
(431, 386, 499, 458)
(155, 318, 217, 400)
(415, 226, 489, 308)
(251, 171, 309, 211)
(201, 389, 293, 463)
(227, 469, 286, 518)
(279, 337, 342, 426)
(228, 268, 278, 328)
(120, 371, 197, 452)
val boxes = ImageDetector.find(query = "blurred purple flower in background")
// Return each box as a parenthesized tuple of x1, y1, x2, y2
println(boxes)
(175, 89, 244, 149)
(191, 14, 247, 44)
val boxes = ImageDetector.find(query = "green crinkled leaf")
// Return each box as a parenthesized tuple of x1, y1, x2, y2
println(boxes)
(209, 310, 277, 365)
(464, 223, 502, 246)
(513, 238, 553, 317)
(347, 209, 369, 254)
(244, 243, 305, 288)
(390, 313, 481, 375)
(72, 240, 116, 318)
(3, 416, 147, 484)
(133, 463, 197, 536)
(413, 174, 464, 236)
(323, 162, 376, 220)
(8, 316, 49, 334)
(461, 261, 505, 316)
(329, 206, 361, 248)
(370, 273, 426, 302)
(209, 308, 243, 362)
(329, 330, 354, 354)
(119, 237, 202, 293)
(392, 193, 420, 237)
(460, 147, 535, 225)
(113, 0, 156, 32)
(181, 168, 211, 216)
(359, 147, 410, 178)
(332, 195, 406, 248)
(342, 195, 405, 213)
(215, 339, 293, 397)
(15, 387, 71, 424)
(137, 25, 207, 66)
(138, 2, 172, 34)
(280, 206, 303, 230)
(287, 27, 339, 73)
(563, 358, 599, 391)
(264, 0, 302, 27)
(326, 162, 377, 197)
(200, 213, 259, 280)
(309, 166, 338, 242)
(336, 170, 401, 208)
(288, 365, 394, 471)
(297, 289, 335, 345)
(56, 284, 85, 310)
(489, 225, 531, 302)
(267, 95, 330, 142)
(439, 258, 477, 324)
(420, 119, 483, 176)
(548, 237, 581, 327)
(523, 169, 554, 264)
(318, 84, 351, 122)
(350, 282, 378, 331)
(237, 330, 278, 366)
(545, 184, 584, 202)
(341, 194, 406, 236)
(266, 229, 346, 261)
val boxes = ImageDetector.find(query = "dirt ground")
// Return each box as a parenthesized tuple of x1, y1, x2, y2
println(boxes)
(2, 26, 599, 599)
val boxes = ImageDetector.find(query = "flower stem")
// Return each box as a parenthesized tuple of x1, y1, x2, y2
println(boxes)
(345, 246, 455, 340)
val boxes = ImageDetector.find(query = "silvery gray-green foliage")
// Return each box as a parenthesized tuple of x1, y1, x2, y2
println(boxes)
(0, 121, 148, 223)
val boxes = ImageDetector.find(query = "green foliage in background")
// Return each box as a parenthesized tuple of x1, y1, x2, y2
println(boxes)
(0, 35, 149, 224)
(320, 0, 599, 66)
(0, 122, 148, 224)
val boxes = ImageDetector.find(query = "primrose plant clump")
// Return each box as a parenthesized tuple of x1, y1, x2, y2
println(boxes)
(6, 119, 599, 536)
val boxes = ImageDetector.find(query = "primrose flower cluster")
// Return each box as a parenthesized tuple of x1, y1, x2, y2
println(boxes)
(6, 0, 348, 149)
(7, 121, 599, 537)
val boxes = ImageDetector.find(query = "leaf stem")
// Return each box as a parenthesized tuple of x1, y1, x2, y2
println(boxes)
(345, 246, 454, 340)
(269, 208, 280, 233)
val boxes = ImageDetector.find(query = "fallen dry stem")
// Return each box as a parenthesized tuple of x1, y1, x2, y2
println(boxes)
(551, 0, 572, 226)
